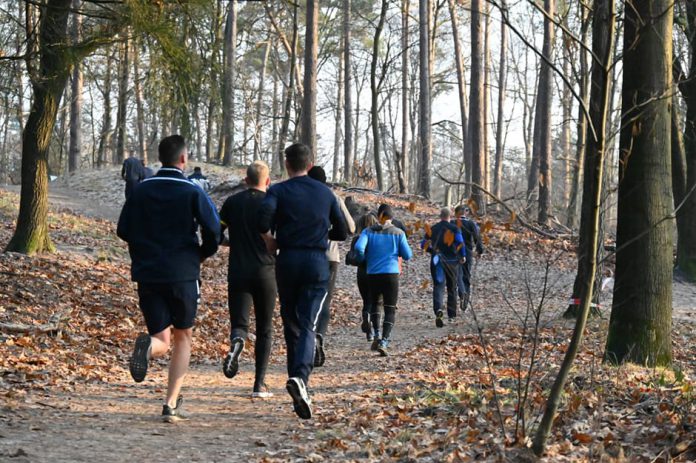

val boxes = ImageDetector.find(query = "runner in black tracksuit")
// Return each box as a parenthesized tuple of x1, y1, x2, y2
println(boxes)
(452, 205, 484, 311)
(258, 143, 348, 420)
(423, 208, 466, 326)
(117, 135, 220, 422)
(121, 156, 145, 200)
(219, 161, 277, 398)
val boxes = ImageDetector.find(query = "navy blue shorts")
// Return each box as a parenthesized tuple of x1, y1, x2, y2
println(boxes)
(137, 281, 200, 335)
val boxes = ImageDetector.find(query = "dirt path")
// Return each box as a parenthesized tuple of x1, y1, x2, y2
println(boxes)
(1, 184, 694, 462)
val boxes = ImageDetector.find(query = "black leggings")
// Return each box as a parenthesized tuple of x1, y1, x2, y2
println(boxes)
(228, 268, 277, 389)
(357, 266, 373, 322)
(367, 273, 399, 340)
(316, 261, 338, 337)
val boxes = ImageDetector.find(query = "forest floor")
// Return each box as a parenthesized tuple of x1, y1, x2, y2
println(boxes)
(0, 167, 695, 462)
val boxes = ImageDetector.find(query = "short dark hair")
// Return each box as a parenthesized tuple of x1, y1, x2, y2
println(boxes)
(159, 135, 187, 166)
(194, 166, 201, 172)
(378, 205, 394, 220)
(284, 143, 312, 172)
(454, 205, 470, 216)
(307, 165, 327, 184)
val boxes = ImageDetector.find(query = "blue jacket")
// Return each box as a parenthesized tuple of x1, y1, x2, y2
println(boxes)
(117, 167, 220, 283)
(355, 222, 413, 275)
(421, 220, 465, 262)
(258, 175, 348, 251)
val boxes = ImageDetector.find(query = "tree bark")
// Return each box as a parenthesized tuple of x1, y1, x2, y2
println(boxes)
(301, 0, 319, 159)
(222, 0, 237, 167)
(371, 0, 388, 191)
(333, 50, 344, 181)
(97, 48, 114, 168)
(344, 0, 353, 183)
(532, 0, 614, 453)
(418, 0, 432, 198)
(6, 0, 74, 254)
(132, 40, 147, 163)
(254, 39, 272, 161)
(536, 0, 555, 225)
(469, 0, 485, 213)
(278, 1, 299, 176)
(605, 0, 673, 367)
(399, 0, 410, 193)
(67, 0, 82, 173)
(115, 35, 129, 165)
(493, 0, 507, 202)
(447, 0, 469, 199)
(206, 0, 223, 163)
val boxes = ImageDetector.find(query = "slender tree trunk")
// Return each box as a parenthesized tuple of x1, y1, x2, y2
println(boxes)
(278, 2, 299, 176)
(115, 35, 129, 165)
(133, 40, 147, 163)
(222, 0, 237, 166)
(399, 0, 410, 193)
(532, 1, 615, 452)
(418, 0, 432, 198)
(561, 43, 572, 211)
(493, 0, 507, 202)
(271, 59, 280, 170)
(6, 0, 74, 254)
(536, 0, 555, 225)
(97, 48, 114, 168)
(447, 0, 469, 199)
(343, 0, 353, 183)
(371, 0, 388, 191)
(301, 0, 319, 158)
(567, 4, 591, 228)
(333, 51, 344, 181)
(483, 3, 491, 191)
(67, 0, 82, 173)
(605, 0, 673, 367)
(254, 39, 272, 161)
(469, 0, 485, 213)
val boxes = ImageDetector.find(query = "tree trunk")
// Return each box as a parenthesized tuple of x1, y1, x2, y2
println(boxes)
(482, 3, 491, 191)
(536, 0, 555, 225)
(418, 0, 431, 198)
(493, 0, 507, 202)
(561, 41, 572, 211)
(605, 0, 673, 367)
(333, 50, 344, 181)
(67, 0, 82, 173)
(447, 0, 469, 200)
(278, 1, 299, 176)
(469, 0, 485, 214)
(566, 4, 591, 229)
(343, 0, 353, 183)
(222, 0, 237, 167)
(301, 0, 319, 159)
(133, 40, 147, 163)
(254, 39, 272, 161)
(676, 2, 696, 281)
(399, 0, 410, 193)
(97, 48, 114, 168)
(371, 0, 388, 191)
(115, 35, 129, 165)
(6, 0, 74, 254)
(271, 59, 280, 170)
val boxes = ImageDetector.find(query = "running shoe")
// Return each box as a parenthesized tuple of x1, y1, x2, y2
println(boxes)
(129, 333, 151, 383)
(377, 338, 390, 357)
(371, 337, 381, 351)
(435, 310, 444, 328)
(252, 383, 274, 399)
(366, 331, 374, 342)
(162, 395, 188, 423)
(223, 337, 244, 379)
(314, 334, 325, 367)
(286, 377, 312, 419)
(361, 316, 371, 334)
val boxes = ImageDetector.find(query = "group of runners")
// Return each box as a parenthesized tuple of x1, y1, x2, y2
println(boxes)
(117, 135, 482, 422)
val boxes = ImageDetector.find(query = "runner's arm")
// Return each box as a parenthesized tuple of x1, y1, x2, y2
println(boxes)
(195, 191, 220, 260)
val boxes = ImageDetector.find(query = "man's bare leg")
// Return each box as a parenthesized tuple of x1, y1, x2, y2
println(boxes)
(150, 329, 171, 358)
(165, 327, 192, 408)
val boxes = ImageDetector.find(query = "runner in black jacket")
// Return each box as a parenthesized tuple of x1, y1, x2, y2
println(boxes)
(452, 205, 484, 311)
(117, 135, 220, 423)
(219, 161, 277, 399)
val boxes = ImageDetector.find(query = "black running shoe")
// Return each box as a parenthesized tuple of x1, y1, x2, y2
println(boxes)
(366, 331, 374, 342)
(370, 337, 381, 351)
(435, 311, 444, 328)
(377, 338, 390, 357)
(129, 333, 151, 383)
(223, 337, 244, 379)
(361, 317, 371, 334)
(286, 377, 312, 419)
(162, 395, 188, 423)
(314, 334, 325, 367)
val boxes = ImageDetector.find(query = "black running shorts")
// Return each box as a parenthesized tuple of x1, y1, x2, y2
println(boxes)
(136, 281, 200, 335)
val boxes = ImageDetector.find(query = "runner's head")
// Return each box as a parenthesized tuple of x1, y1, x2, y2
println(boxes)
(307, 165, 327, 184)
(159, 135, 188, 169)
(454, 205, 469, 217)
(440, 207, 451, 221)
(284, 143, 313, 176)
(246, 160, 271, 191)
(378, 205, 394, 224)
(357, 212, 378, 233)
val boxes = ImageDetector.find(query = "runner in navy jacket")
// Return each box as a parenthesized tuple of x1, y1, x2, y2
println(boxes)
(117, 135, 219, 423)
(258, 143, 348, 420)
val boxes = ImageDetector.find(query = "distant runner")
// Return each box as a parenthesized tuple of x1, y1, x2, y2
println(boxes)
(452, 205, 484, 311)
(121, 155, 144, 200)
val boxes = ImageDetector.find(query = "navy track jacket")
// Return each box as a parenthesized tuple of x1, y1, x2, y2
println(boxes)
(117, 167, 220, 283)
(257, 175, 348, 251)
